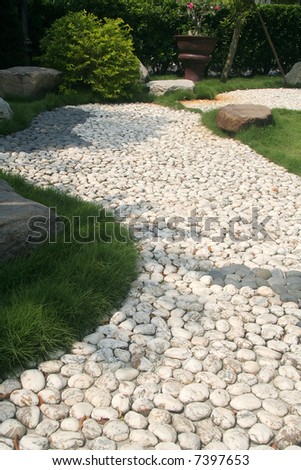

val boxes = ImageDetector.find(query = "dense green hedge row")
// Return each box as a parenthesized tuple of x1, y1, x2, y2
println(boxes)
(1, 1, 300, 76)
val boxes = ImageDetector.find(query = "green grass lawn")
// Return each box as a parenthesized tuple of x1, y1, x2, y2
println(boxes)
(202, 108, 301, 177)
(0, 171, 138, 377)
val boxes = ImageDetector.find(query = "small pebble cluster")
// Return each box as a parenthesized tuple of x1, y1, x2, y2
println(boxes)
(0, 90, 301, 450)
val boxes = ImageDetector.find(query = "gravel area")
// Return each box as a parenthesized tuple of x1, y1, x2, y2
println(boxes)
(0, 89, 301, 450)
(182, 88, 301, 112)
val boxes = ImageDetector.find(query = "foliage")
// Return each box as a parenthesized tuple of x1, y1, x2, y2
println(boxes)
(0, 0, 28, 68)
(38, 10, 140, 99)
(0, 170, 138, 376)
(177, 1, 222, 36)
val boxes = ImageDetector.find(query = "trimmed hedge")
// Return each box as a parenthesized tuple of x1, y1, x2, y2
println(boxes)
(20, 2, 301, 76)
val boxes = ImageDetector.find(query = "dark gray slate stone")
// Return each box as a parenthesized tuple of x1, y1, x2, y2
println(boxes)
(0, 180, 61, 263)
(0, 66, 62, 99)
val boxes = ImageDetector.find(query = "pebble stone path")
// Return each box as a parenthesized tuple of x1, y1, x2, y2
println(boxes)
(1, 89, 301, 451)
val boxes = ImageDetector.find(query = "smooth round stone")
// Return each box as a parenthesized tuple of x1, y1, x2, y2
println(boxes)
(148, 408, 171, 425)
(172, 414, 195, 433)
(0, 379, 21, 397)
(279, 390, 301, 405)
(178, 432, 201, 450)
(211, 407, 236, 430)
(0, 438, 14, 450)
(164, 348, 191, 360)
(38, 388, 61, 405)
(111, 394, 131, 414)
(196, 371, 227, 389)
(46, 374, 67, 390)
(273, 376, 295, 391)
(183, 357, 203, 373)
(257, 286, 275, 297)
(153, 394, 184, 412)
(195, 420, 222, 446)
(161, 380, 182, 398)
(130, 430, 158, 447)
(124, 411, 148, 429)
(237, 373, 258, 387)
(274, 425, 301, 450)
(227, 383, 250, 396)
(70, 402, 93, 419)
(236, 410, 257, 429)
(20, 370, 45, 393)
(19, 434, 49, 450)
(230, 393, 261, 411)
(148, 423, 177, 443)
(84, 361, 102, 378)
(251, 383, 278, 399)
(242, 361, 261, 374)
(0, 402, 16, 421)
(72, 342, 97, 356)
(95, 371, 119, 392)
(40, 403, 70, 420)
(173, 369, 194, 384)
(236, 349, 256, 362)
(103, 420, 129, 442)
(50, 430, 85, 449)
(36, 419, 60, 437)
(81, 419, 103, 439)
(115, 368, 139, 382)
(257, 410, 283, 430)
(91, 407, 119, 422)
(155, 442, 181, 450)
(68, 373, 94, 389)
(16, 406, 40, 429)
(209, 389, 231, 407)
(279, 366, 300, 381)
(61, 363, 84, 377)
(119, 381, 136, 396)
(132, 398, 154, 415)
(257, 367, 278, 383)
(61, 388, 84, 406)
(85, 386, 111, 407)
(262, 398, 289, 417)
(184, 402, 212, 421)
(0, 419, 26, 439)
(249, 423, 274, 444)
(179, 383, 209, 404)
(61, 417, 80, 432)
(223, 429, 249, 450)
(88, 436, 117, 450)
(38, 360, 63, 374)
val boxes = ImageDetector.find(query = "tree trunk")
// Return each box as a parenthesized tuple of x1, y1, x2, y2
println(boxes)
(220, 18, 243, 83)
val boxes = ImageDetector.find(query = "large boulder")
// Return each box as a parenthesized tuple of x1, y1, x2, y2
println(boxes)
(147, 79, 195, 96)
(0, 180, 61, 263)
(0, 98, 13, 120)
(0, 66, 62, 99)
(285, 62, 301, 87)
(216, 104, 273, 133)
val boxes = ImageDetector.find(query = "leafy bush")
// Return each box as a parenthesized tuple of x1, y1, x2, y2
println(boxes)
(38, 10, 140, 99)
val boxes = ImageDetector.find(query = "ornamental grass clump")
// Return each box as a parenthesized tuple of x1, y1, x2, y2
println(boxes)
(38, 10, 140, 100)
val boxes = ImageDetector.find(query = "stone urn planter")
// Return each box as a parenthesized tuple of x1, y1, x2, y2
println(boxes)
(175, 35, 218, 82)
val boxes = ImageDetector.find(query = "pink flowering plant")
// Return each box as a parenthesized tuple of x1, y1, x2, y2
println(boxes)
(178, 1, 220, 36)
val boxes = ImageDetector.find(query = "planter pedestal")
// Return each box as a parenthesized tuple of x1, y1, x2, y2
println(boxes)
(175, 36, 218, 82)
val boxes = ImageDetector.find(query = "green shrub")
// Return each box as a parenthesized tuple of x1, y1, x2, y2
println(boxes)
(38, 10, 140, 99)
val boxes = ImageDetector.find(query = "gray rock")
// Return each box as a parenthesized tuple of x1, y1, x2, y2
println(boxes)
(0, 181, 61, 263)
(223, 429, 249, 450)
(274, 425, 301, 449)
(178, 383, 209, 404)
(88, 436, 116, 450)
(147, 79, 195, 97)
(153, 394, 184, 412)
(19, 434, 49, 450)
(124, 411, 148, 429)
(0, 98, 13, 119)
(148, 423, 177, 443)
(81, 418, 102, 439)
(0, 401, 16, 422)
(248, 423, 274, 444)
(36, 418, 59, 437)
(285, 62, 301, 87)
(130, 430, 158, 447)
(50, 430, 85, 449)
(70, 402, 93, 419)
(178, 432, 201, 450)
(40, 403, 69, 420)
(0, 66, 61, 98)
(184, 402, 212, 421)
(103, 420, 129, 442)
(16, 406, 40, 429)
(0, 419, 26, 439)
(230, 393, 262, 411)
(211, 407, 236, 430)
